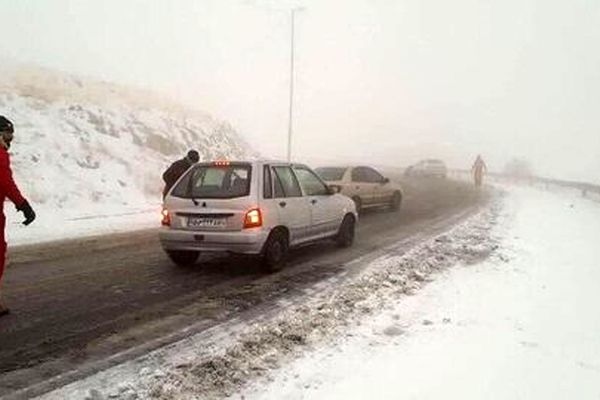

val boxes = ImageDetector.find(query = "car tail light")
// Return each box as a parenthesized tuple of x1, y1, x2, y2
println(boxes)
(243, 208, 262, 229)
(161, 208, 171, 226)
(213, 160, 231, 167)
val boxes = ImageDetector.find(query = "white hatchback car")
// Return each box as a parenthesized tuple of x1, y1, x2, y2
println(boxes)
(160, 160, 358, 271)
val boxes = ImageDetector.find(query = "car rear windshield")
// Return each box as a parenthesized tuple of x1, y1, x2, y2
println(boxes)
(171, 164, 252, 199)
(426, 159, 444, 165)
(315, 167, 346, 181)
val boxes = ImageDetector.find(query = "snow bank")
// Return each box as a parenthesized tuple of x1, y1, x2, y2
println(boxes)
(0, 63, 255, 244)
(242, 186, 600, 400)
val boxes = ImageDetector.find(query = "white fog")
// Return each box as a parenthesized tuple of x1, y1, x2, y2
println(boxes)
(1, 0, 598, 182)
(1, 2, 599, 400)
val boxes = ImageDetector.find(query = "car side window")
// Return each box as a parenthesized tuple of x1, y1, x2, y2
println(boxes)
(273, 172, 285, 198)
(263, 165, 273, 199)
(293, 167, 329, 196)
(351, 167, 367, 183)
(273, 166, 303, 198)
(365, 167, 384, 183)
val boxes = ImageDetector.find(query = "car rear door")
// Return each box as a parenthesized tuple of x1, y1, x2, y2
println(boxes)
(270, 164, 312, 245)
(293, 165, 341, 239)
(351, 167, 376, 205)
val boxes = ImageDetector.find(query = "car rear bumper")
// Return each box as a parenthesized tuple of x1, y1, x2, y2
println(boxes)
(159, 227, 269, 255)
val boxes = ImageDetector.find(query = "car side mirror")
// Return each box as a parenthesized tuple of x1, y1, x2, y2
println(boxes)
(382, 177, 390, 184)
(328, 185, 341, 194)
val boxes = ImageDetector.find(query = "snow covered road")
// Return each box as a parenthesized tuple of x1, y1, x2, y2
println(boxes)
(0, 178, 484, 398)
(9, 182, 597, 399)
(242, 186, 600, 400)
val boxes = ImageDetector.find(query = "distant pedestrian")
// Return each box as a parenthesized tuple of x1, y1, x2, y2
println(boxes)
(471, 154, 487, 188)
(0, 116, 36, 317)
(162, 150, 200, 197)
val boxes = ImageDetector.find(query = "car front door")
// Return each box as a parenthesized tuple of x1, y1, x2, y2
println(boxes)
(365, 167, 392, 205)
(293, 165, 341, 239)
(271, 165, 312, 245)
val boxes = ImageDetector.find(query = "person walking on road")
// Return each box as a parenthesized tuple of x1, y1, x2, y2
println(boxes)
(162, 150, 199, 197)
(472, 154, 487, 188)
(0, 116, 36, 317)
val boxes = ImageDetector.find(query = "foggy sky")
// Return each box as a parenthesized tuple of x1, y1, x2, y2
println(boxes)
(1, 0, 598, 182)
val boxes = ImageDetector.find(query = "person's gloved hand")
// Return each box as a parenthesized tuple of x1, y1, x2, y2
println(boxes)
(16, 200, 36, 226)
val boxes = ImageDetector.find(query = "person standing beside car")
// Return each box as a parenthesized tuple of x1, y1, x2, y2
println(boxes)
(0, 116, 36, 317)
(162, 150, 200, 197)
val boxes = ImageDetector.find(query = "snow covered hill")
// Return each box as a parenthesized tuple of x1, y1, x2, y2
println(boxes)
(0, 63, 256, 244)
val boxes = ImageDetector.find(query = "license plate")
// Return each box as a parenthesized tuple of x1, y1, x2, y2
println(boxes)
(187, 217, 226, 228)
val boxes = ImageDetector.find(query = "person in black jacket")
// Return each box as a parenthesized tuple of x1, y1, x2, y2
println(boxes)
(162, 150, 199, 197)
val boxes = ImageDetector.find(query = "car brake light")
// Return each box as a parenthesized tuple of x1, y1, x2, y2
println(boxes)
(213, 160, 231, 167)
(161, 208, 171, 226)
(243, 208, 262, 229)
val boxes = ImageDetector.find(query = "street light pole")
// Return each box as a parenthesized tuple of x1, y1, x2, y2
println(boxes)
(286, 8, 297, 162)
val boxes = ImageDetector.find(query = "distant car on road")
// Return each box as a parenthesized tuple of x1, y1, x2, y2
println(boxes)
(405, 159, 447, 178)
(160, 160, 357, 271)
(315, 166, 403, 213)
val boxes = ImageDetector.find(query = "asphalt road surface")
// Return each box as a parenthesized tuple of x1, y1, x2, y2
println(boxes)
(0, 177, 489, 398)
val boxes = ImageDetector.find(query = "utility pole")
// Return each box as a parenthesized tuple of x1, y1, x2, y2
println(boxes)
(287, 8, 299, 162)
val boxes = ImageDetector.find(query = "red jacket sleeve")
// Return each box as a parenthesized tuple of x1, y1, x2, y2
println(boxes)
(0, 148, 26, 206)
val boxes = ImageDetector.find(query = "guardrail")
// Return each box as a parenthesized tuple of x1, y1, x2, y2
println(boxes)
(449, 169, 600, 202)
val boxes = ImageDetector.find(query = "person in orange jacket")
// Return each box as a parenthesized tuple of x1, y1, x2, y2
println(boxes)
(472, 154, 487, 187)
(0, 116, 36, 317)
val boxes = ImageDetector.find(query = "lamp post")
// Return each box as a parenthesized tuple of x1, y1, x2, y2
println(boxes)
(287, 7, 303, 162)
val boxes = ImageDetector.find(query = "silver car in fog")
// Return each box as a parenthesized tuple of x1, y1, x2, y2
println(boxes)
(405, 159, 448, 178)
(315, 166, 404, 213)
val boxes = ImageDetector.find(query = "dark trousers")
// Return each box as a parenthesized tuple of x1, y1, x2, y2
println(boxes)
(0, 215, 6, 284)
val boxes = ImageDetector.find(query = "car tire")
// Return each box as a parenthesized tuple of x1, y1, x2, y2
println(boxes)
(389, 191, 402, 211)
(352, 196, 363, 214)
(261, 230, 289, 273)
(167, 250, 200, 267)
(336, 215, 356, 248)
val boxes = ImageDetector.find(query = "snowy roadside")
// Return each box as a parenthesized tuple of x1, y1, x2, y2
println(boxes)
(1, 63, 254, 247)
(4, 202, 160, 246)
(36, 193, 500, 399)
(240, 186, 600, 400)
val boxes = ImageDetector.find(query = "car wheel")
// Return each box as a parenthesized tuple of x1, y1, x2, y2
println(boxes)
(352, 196, 363, 214)
(262, 230, 289, 272)
(336, 215, 356, 248)
(167, 250, 200, 267)
(389, 191, 402, 211)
